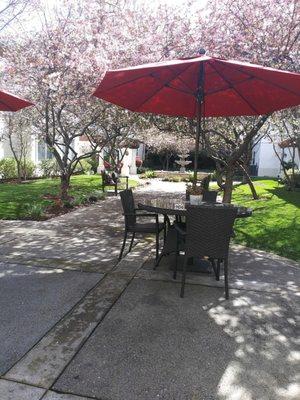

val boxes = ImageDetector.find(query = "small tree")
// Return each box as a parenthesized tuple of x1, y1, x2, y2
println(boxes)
(203, 116, 269, 203)
(94, 106, 143, 172)
(3, 111, 33, 181)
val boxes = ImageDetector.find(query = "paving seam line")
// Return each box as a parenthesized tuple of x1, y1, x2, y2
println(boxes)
(1, 273, 106, 378)
(2, 240, 152, 389)
(0, 376, 46, 390)
(0, 377, 98, 400)
(47, 241, 153, 393)
(40, 387, 100, 400)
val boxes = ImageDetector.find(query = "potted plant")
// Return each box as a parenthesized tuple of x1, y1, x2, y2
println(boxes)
(186, 184, 204, 205)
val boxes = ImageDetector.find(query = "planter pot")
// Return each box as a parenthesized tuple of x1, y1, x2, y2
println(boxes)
(189, 194, 203, 205)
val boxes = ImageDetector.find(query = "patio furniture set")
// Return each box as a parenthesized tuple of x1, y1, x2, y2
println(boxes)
(93, 53, 298, 301)
(118, 188, 252, 299)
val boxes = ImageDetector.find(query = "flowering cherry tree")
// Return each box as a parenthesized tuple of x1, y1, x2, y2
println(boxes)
(190, 0, 300, 202)
(2, 0, 196, 198)
(1, 0, 299, 203)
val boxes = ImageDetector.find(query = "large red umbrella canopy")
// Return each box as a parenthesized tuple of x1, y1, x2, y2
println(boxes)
(93, 55, 300, 117)
(93, 54, 300, 182)
(0, 89, 33, 111)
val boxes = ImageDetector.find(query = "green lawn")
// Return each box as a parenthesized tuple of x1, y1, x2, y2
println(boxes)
(0, 175, 137, 220)
(230, 179, 300, 261)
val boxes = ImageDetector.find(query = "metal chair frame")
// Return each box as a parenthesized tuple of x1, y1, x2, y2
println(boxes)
(119, 189, 165, 261)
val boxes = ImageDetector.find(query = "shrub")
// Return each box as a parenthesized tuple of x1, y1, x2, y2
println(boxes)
(39, 159, 61, 178)
(208, 170, 217, 182)
(86, 156, 99, 174)
(0, 158, 17, 179)
(21, 160, 36, 179)
(140, 169, 157, 179)
(88, 190, 106, 202)
(77, 159, 93, 174)
(286, 169, 300, 188)
(23, 203, 46, 219)
(72, 194, 89, 207)
(162, 176, 182, 182)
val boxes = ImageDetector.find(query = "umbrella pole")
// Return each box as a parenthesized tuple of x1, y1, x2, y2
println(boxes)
(193, 100, 202, 187)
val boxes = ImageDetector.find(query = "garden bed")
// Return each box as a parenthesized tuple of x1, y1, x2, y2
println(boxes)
(0, 174, 137, 220)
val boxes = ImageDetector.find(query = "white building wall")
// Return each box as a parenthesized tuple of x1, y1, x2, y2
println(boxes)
(257, 139, 282, 177)
(253, 137, 300, 178)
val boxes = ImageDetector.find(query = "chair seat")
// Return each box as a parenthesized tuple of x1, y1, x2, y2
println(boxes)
(128, 222, 164, 233)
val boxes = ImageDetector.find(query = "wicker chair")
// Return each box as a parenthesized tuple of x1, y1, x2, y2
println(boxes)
(119, 189, 164, 261)
(175, 205, 237, 299)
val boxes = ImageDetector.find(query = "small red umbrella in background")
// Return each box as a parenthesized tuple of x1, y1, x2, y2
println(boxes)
(93, 51, 300, 182)
(0, 89, 33, 111)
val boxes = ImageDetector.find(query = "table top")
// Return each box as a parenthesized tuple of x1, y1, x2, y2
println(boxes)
(138, 197, 252, 218)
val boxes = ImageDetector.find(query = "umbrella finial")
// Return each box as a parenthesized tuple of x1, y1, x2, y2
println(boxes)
(198, 48, 206, 55)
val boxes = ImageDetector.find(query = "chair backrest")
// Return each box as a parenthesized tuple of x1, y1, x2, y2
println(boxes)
(185, 205, 237, 259)
(119, 189, 136, 228)
(203, 190, 218, 203)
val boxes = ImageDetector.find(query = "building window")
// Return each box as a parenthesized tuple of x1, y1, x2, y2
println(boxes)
(37, 141, 53, 161)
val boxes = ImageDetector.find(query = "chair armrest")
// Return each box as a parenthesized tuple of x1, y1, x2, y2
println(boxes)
(123, 212, 157, 218)
(174, 223, 187, 236)
(123, 212, 159, 224)
(136, 213, 159, 224)
(135, 208, 155, 214)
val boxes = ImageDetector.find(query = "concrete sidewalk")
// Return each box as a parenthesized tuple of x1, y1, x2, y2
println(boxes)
(0, 185, 299, 400)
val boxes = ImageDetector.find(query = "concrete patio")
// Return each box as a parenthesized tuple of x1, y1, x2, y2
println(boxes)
(0, 185, 299, 400)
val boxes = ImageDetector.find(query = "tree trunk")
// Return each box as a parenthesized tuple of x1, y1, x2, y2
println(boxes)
(242, 159, 250, 184)
(215, 161, 225, 190)
(239, 163, 259, 199)
(60, 173, 70, 201)
(166, 154, 170, 171)
(16, 161, 22, 183)
(222, 167, 234, 203)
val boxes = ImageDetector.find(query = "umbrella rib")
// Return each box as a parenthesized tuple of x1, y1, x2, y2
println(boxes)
(208, 61, 260, 114)
(205, 76, 254, 96)
(155, 67, 194, 95)
(218, 61, 300, 97)
(165, 64, 196, 94)
(134, 64, 193, 110)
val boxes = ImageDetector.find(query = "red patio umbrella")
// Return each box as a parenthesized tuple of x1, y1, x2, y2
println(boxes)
(93, 53, 300, 181)
(0, 89, 33, 111)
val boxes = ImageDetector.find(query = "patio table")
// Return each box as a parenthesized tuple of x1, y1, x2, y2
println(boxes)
(138, 197, 252, 272)
(138, 197, 252, 219)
